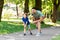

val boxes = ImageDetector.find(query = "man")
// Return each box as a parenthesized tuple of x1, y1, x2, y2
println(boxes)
(32, 7, 45, 36)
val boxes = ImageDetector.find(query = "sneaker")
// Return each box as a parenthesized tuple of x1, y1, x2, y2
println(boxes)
(24, 33, 26, 36)
(30, 32, 32, 35)
(36, 33, 40, 36)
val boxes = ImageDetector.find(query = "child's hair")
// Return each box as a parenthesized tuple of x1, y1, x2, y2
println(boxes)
(23, 13, 28, 16)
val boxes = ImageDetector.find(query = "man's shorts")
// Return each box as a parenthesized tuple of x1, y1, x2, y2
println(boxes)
(33, 18, 40, 21)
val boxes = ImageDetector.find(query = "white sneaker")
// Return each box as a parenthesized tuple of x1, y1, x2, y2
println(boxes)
(36, 32, 40, 36)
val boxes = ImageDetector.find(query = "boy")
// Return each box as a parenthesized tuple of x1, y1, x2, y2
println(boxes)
(22, 13, 32, 36)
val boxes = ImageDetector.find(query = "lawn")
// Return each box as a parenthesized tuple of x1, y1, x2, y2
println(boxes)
(0, 21, 52, 34)
(52, 35, 60, 40)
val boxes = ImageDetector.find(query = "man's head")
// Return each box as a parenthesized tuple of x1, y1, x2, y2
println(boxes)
(32, 7, 37, 13)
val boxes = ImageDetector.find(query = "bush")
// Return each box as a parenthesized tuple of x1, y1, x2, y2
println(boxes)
(3, 13, 12, 20)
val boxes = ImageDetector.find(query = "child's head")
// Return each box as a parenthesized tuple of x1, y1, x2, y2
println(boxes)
(23, 13, 27, 18)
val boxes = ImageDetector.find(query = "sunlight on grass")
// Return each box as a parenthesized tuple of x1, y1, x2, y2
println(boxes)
(0, 21, 24, 34)
(52, 35, 60, 40)
(0, 18, 55, 34)
(0, 21, 52, 34)
(45, 22, 60, 27)
(8, 21, 24, 26)
(44, 18, 60, 27)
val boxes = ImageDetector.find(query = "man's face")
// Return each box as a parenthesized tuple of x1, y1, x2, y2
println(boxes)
(32, 9, 36, 13)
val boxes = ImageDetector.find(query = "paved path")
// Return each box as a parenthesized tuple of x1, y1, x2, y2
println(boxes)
(0, 27, 60, 40)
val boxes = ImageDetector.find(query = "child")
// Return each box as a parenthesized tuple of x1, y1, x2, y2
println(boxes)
(22, 13, 32, 36)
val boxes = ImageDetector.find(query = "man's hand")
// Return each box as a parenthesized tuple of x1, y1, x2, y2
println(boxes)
(33, 21, 37, 23)
(39, 17, 43, 22)
(33, 20, 39, 23)
(34, 17, 43, 23)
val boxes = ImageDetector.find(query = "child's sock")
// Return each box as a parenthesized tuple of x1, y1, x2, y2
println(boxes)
(30, 31, 32, 35)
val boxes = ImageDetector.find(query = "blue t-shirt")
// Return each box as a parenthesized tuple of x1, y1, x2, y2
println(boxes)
(22, 17, 30, 25)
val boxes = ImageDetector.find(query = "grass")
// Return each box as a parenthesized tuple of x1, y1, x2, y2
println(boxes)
(0, 21, 23, 34)
(52, 35, 60, 40)
(56, 20, 60, 24)
(0, 21, 52, 35)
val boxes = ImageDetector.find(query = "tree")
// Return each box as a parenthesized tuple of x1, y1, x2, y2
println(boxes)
(35, 0, 42, 11)
(52, 0, 60, 23)
(8, 0, 23, 18)
(0, 0, 4, 22)
(42, 0, 53, 18)
(24, 0, 29, 13)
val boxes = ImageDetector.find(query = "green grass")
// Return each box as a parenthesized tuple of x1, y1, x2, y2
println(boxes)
(0, 21, 52, 34)
(52, 35, 60, 40)
(56, 20, 60, 24)
(0, 21, 24, 34)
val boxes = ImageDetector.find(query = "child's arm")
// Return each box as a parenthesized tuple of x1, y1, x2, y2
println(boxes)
(22, 18, 26, 25)
(26, 17, 29, 24)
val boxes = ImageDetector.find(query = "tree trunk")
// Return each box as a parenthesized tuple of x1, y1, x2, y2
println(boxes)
(52, 0, 59, 23)
(35, 0, 42, 11)
(24, 0, 29, 13)
(0, 0, 4, 22)
(52, 5, 57, 23)
(16, 5, 18, 18)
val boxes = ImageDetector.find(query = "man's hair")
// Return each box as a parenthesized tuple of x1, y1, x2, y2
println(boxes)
(32, 7, 40, 10)
(32, 7, 37, 10)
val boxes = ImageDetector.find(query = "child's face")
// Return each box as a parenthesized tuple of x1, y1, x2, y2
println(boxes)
(23, 14, 26, 18)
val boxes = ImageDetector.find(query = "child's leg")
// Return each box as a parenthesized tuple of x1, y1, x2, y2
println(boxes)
(24, 24, 26, 34)
(28, 25, 31, 32)
(28, 25, 32, 35)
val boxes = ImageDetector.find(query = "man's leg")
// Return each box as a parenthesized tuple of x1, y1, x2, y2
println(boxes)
(33, 20, 41, 32)
(36, 22, 41, 36)
(36, 23, 38, 29)
(37, 22, 41, 33)
(33, 21, 38, 29)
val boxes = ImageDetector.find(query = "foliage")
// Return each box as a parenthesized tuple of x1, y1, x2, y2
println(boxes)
(42, 0, 53, 14)
(3, 13, 12, 20)
(8, 0, 21, 5)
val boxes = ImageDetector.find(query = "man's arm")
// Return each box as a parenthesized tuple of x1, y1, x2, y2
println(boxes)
(38, 10, 45, 22)
(37, 17, 43, 22)
(31, 16, 35, 21)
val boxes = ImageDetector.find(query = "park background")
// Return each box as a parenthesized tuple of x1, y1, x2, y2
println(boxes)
(0, 0, 60, 40)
